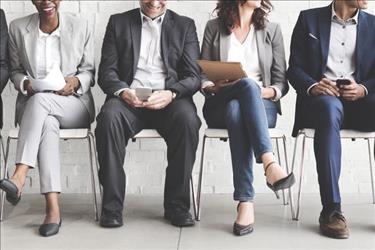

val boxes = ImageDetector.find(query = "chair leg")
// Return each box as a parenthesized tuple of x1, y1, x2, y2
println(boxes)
(283, 135, 296, 220)
(196, 135, 207, 221)
(275, 138, 287, 205)
(366, 138, 375, 204)
(87, 134, 99, 221)
(293, 133, 306, 221)
(1, 137, 12, 222)
(190, 176, 197, 220)
(89, 132, 102, 199)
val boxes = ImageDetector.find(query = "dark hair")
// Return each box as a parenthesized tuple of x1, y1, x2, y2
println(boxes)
(215, 0, 273, 34)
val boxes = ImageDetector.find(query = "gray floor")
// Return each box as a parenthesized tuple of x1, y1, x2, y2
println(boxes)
(0, 194, 374, 250)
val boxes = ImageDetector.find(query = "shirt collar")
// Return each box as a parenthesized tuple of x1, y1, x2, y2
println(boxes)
(331, 2, 359, 24)
(37, 19, 60, 38)
(140, 9, 166, 25)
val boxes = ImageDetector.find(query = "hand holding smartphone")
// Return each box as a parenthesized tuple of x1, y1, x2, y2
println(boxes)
(135, 87, 152, 101)
(336, 79, 351, 88)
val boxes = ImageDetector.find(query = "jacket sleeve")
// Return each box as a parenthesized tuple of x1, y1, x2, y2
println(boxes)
(0, 9, 9, 93)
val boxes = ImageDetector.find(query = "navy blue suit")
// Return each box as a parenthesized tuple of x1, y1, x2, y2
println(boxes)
(287, 4, 375, 209)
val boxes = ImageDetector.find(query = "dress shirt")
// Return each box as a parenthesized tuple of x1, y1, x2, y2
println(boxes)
(203, 25, 281, 100)
(114, 10, 167, 96)
(307, 3, 368, 95)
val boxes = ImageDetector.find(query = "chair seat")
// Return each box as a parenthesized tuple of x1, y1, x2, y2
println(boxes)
(302, 128, 375, 139)
(204, 128, 285, 139)
(8, 128, 90, 139)
(133, 129, 162, 139)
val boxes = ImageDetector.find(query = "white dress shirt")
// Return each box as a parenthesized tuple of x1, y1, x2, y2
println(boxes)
(115, 10, 167, 96)
(20, 26, 62, 95)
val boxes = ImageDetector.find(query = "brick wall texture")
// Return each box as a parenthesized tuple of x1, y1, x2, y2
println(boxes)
(1, 1, 374, 195)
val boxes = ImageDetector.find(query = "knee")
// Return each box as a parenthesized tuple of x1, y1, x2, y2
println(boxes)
(238, 78, 261, 96)
(42, 116, 59, 132)
(225, 100, 243, 126)
(315, 97, 343, 126)
(27, 93, 51, 110)
(174, 111, 201, 133)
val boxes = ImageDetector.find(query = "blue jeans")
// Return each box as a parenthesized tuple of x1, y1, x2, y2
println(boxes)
(203, 78, 278, 201)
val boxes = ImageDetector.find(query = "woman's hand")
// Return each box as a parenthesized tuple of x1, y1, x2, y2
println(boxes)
(204, 79, 240, 95)
(24, 80, 36, 96)
(58, 77, 80, 96)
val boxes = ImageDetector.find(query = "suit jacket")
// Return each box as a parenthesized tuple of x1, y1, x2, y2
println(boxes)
(0, 9, 9, 128)
(8, 12, 96, 124)
(200, 18, 289, 114)
(287, 4, 375, 136)
(98, 8, 200, 100)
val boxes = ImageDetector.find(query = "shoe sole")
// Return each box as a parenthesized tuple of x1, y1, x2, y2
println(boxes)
(320, 225, 350, 239)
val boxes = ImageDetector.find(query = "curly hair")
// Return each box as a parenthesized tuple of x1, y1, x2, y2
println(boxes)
(215, 0, 273, 34)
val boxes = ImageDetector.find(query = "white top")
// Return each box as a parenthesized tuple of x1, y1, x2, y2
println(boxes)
(227, 26, 262, 87)
(114, 11, 167, 96)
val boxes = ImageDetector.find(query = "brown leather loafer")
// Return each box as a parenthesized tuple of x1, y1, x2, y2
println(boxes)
(319, 211, 350, 239)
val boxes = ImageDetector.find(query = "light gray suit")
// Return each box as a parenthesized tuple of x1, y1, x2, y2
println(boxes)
(200, 18, 288, 114)
(8, 12, 95, 193)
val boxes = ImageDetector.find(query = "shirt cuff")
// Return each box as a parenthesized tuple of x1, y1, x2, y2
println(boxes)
(201, 80, 215, 90)
(114, 88, 129, 97)
(270, 86, 282, 102)
(307, 83, 319, 95)
(20, 76, 29, 96)
(359, 84, 368, 96)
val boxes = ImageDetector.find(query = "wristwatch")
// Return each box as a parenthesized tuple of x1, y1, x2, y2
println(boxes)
(170, 89, 178, 100)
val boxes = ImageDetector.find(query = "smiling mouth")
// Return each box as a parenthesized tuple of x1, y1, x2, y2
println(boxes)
(42, 7, 55, 14)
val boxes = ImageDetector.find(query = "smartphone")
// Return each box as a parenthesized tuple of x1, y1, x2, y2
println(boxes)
(135, 87, 152, 101)
(336, 79, 351, 88)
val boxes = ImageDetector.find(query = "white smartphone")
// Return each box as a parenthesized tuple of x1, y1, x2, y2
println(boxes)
(135, 87, 152, 101)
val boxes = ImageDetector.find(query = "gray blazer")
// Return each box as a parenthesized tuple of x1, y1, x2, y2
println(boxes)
(200, 18, 289, 114)
(8, 12, 95, 124)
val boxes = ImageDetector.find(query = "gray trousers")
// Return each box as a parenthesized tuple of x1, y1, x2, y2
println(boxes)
(15, 93, 90, 194)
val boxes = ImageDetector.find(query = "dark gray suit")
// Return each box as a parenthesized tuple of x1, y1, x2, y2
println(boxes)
(96, 9, 201, 216)
(0, 9, 9, 129)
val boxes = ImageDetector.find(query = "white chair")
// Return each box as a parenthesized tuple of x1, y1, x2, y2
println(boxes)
(196, 128, 295, 221)
(291, 128, 375, 220)
(130, 129, 197, 219)
(0, 128, 100, 221)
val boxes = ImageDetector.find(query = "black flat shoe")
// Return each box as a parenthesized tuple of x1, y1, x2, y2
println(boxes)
(0, 179, 21, 205)
(264, 162, 295, 199)
(39, 220, 62, 237)
(233, 202, 254, 236)
(164, 210, 195, 227)
(100, 212, 123, 228)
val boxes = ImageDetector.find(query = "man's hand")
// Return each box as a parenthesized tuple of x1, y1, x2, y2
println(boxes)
(310, 78, 340, 97)
(339, 80, 366, 101)
(120, 89, 143, 108)
(58, 77, 80, 96)
(203, 79, 240, 95)
(24, 80, 36, 96)
(142, 90, 173, 110)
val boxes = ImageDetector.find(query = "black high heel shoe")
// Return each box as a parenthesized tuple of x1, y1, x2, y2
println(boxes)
(0, 179, 21, 205)
(264, 161, 295, 199)
(233, 202, 254, 236)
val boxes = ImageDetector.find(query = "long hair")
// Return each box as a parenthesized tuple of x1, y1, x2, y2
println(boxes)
(215, 0, 273, 34)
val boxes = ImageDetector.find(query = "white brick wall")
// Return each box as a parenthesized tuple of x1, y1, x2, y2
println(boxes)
(0, 1, 374, 195)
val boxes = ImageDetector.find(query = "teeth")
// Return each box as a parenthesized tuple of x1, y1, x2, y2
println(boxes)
(43, 7, 53, 11)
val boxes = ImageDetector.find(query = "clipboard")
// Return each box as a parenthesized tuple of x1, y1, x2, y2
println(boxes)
(198, 60, 247, 82)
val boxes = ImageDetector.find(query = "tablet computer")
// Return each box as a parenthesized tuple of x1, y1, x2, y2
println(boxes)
(198, 60, 247, 83)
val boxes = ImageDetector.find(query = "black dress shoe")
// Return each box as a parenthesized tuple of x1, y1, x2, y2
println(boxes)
(100, 212, 123, 228)
(0, 179, 21, 205)
(164, 210, 195, 227)
(233, 202, 254, 236)
(39, 220, 62, 237)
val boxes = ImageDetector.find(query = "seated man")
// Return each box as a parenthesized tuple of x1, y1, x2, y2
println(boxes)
(96, 0, 201, 228)
(288, 0, 375, 239)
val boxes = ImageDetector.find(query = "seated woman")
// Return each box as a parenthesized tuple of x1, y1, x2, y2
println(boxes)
(201, 0, 294, 236)
(0, 0, 95, 237)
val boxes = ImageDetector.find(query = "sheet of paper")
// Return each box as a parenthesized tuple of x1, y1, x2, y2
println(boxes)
(28, 64, 66, 92)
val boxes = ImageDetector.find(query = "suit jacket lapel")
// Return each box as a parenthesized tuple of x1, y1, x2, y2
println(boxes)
(255, 28, 266, 81)
(356, 10, 367, 80)
(319, 4, 333, 73)
(59, 13, 73, 75)
(131, 11, 142, 74)
(161, 10, 172, 69)
(23, 14, 39, 77)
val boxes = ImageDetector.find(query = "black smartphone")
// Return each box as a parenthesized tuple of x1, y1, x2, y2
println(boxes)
(336, 79, 351, 87)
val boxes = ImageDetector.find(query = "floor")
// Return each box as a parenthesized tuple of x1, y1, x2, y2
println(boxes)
(0, 194, 374, 250)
